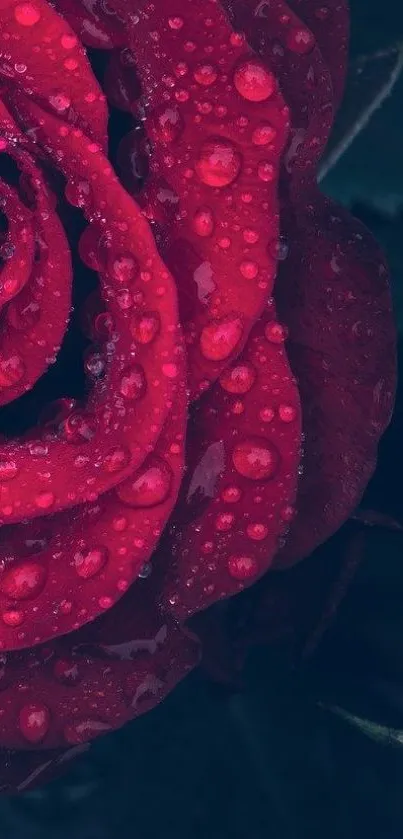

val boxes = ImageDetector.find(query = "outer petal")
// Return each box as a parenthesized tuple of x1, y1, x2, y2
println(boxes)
(287, 0, 350, 111)
(274, 198, 396, 566)
(225, 0, 334, 193)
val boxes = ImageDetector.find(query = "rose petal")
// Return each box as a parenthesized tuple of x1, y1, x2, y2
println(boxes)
(161, 301, 301, 619)
(106, 0, 290, 398)
(275, 198, 396, 566)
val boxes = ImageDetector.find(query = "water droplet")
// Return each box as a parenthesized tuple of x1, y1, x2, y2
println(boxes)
(257, 161, 275, 182)
(240, 260, 259, 280)
(215, 513, 234, 532)
(117, 458, 173, 507)
(53, 658, 81, 685)
(232, 438, 280, 480)
(2, 609, 24, 627)
(265, 321, 287, 343)
(193, 207, 215, 237)
(103, 446, 131, 473)
(19, 704, 50, 743)
(108, 252, 139, 284)
(14, 3, 40, 26)
(228, 554, 258, 580)
(195, 138, 241, 188)
(130, 311, 160, 344)
(194, 63, 218, 86)
(286, 27, 315, 54)
(148, 105, 184, 144)
(49, 93, 71, 113)
(0, 459, 18, 481)
(246, 522, 268, 541)
(0, 355, 25, 388)
(252, 124, 277, 146)
(221, 485, 242, 503)
(0, 561, 47, 600)
(120, 364, 146, 399)
(168, 16, 184, 30)
(200, 315, 243, 361)
(278, 404, 297, 423)
(84, 350, 105, 378)
(219, 362, 256, 394)
(35, 492, 55, 510)
(63, 411, 97, 444)
(74, 546, 108, 579)
(234, 60, 275, 101)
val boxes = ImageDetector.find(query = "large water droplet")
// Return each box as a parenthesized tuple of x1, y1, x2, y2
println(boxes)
(148, 105, 184, 143)
(234, 60, 275, 101)
(14, 3, 40, 26)
(74, 546, 108, 579)
(117, 457, 173, 507)
(219, 362, 256, 394)
(130, 311, 160, 344)
(200, 315, 243, 361)
(228, 554, 258, 580)
(0, 560, 47, 601)
(232, 438, 280, 480)
(19, 704, 50, 744)
(120, 364, 146, 399)
(195, 138, 241, 188)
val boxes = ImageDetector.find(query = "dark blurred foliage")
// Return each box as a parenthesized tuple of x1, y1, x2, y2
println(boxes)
(2, 0, 403, 835)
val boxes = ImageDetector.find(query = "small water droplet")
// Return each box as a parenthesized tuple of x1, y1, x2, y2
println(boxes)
(74, 546, 108, 579)
(19, 704, 50, 743)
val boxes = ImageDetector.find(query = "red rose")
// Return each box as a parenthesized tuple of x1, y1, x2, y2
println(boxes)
(0, 0, 396, 792)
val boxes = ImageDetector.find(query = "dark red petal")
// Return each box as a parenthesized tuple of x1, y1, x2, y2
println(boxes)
(0, 559, 199, 749)
(227, 0, 334, 191)
(0, 367, 187, 650)
(287, 0, 349, 111)
(161, 300, 301, 619)
(106, 0, 290, 398)
(0, 98, 182, 524)
(0, 0, 108, 147)
(275, 198, 396, 566)
(53, 0, 126, 49)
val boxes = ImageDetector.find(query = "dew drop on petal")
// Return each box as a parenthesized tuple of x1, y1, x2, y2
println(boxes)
(117, 458, 173, 507)
(130, 311, 160, 344)
(219, 362, 256, 394)
(0, 561, 47, 601)
(74, 546, 108, 579)
(200, 315, 243, 361)
(19, 704, 50, 743)
(234, 60, 275, 101)
(14, 3, 40, 26)
(120, 364, 147, 399)
(228, 554, 258, 580)
(195, 138, 241, 188)
(232, 438, 280, 480)
(193, 207, 215, 237)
